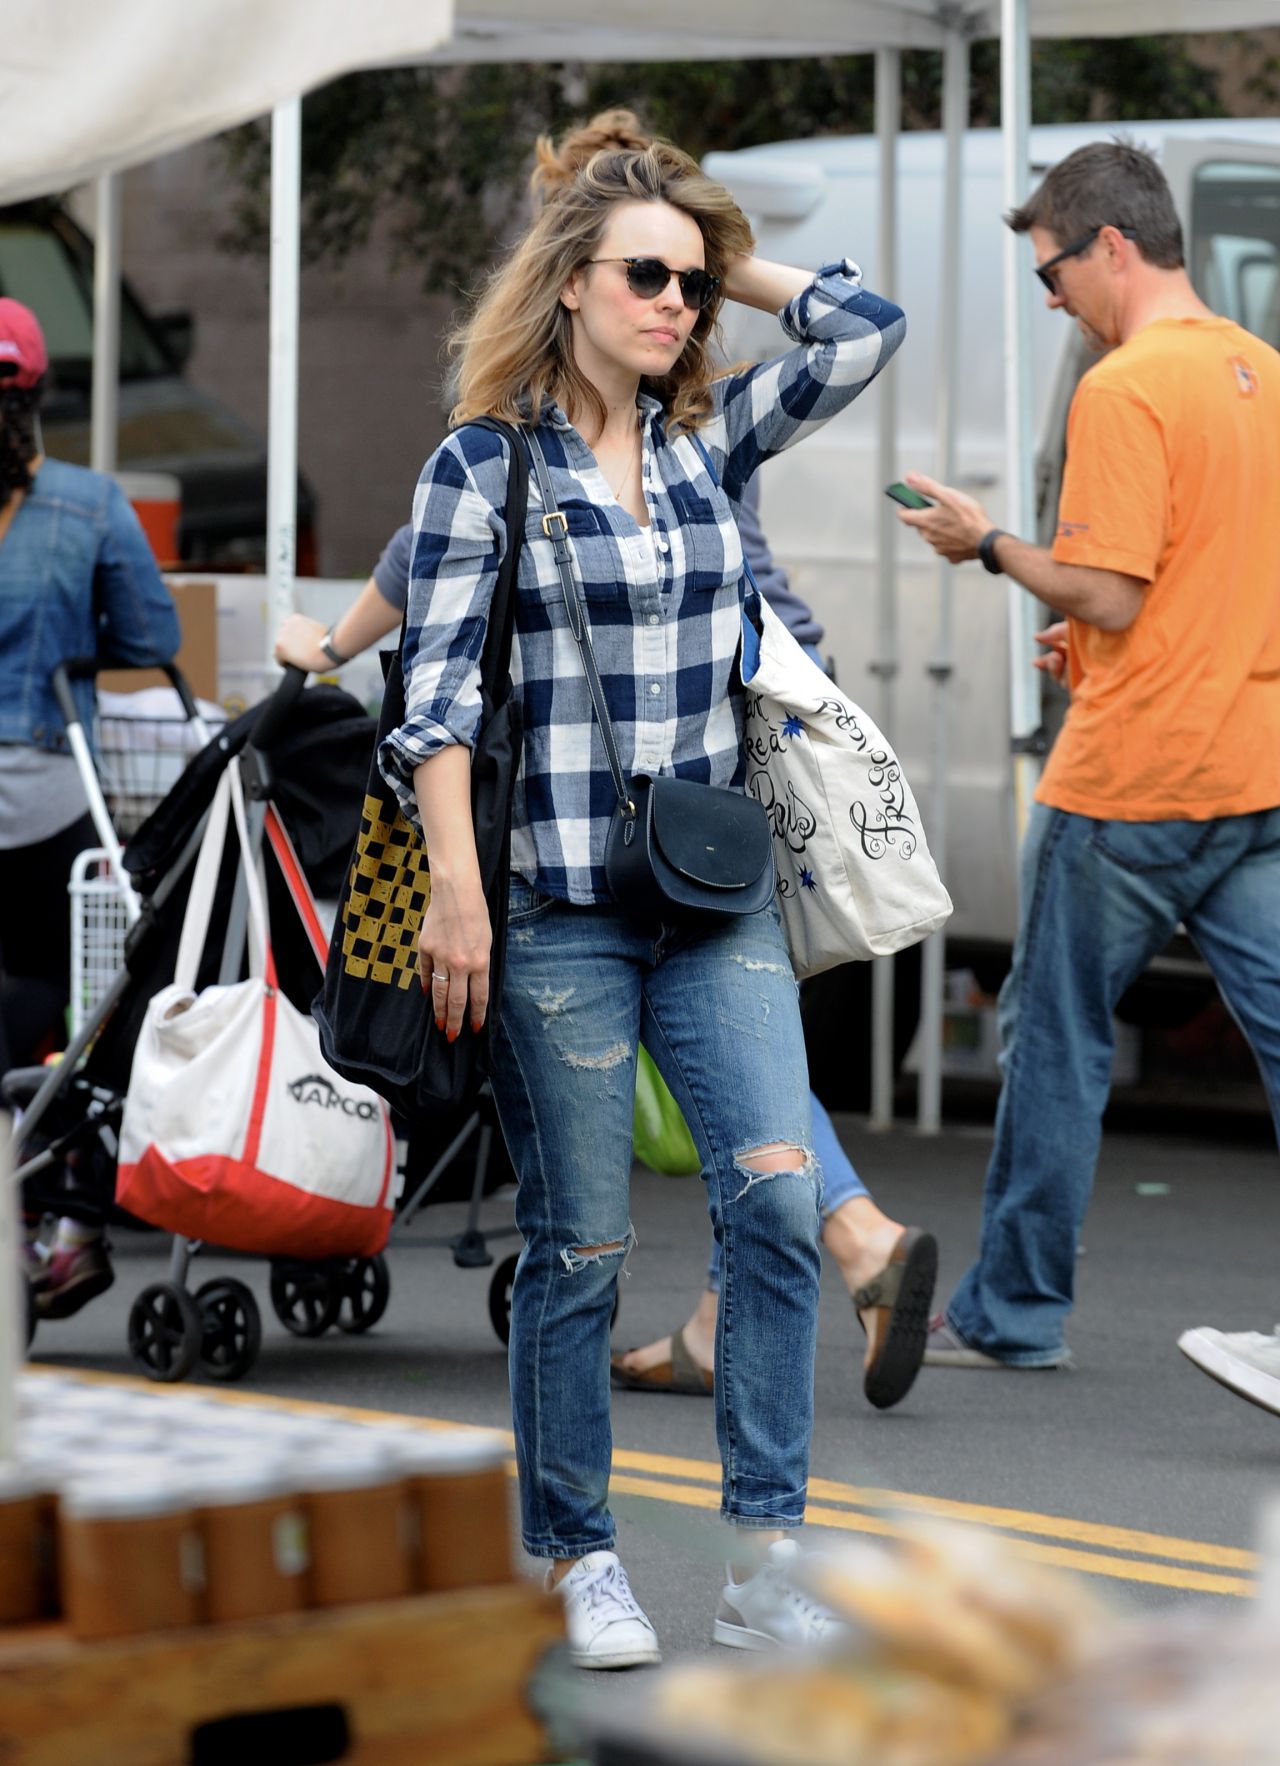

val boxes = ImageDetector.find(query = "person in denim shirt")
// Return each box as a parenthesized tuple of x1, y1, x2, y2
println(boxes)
(382, 114, 905, 1667)
(0, 298, 179, 1318)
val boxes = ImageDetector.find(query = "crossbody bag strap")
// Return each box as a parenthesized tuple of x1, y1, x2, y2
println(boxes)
(467, 417, 530, 705)
(524, 429, 632, 814)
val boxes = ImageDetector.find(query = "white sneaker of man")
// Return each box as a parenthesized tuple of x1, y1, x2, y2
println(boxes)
(1178, 1326, 1280, 1418)
(713, 1537, 851, 1652)
(549, 1551, 662, 1669)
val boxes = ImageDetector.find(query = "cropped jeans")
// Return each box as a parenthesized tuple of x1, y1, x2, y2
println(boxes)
(947, 802, 1280, 1365)
(491, 880, 822, 1560)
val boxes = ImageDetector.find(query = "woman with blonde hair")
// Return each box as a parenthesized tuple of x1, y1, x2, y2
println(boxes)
(380, 112, 905, 1666)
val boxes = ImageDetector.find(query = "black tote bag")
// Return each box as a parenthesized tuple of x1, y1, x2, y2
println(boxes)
(314, 419, 529, 1111)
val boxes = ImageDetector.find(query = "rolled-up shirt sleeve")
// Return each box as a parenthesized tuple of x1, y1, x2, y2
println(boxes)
(377, 432, 510, 827)
(704, 259, 906, 499)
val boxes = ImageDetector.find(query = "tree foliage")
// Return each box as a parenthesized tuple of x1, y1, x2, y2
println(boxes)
(219, 35, 1229, 292)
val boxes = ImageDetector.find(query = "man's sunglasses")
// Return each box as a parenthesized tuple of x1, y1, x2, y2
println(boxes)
(589, 257, 721, 311)
(1035, 225, 1137, 293)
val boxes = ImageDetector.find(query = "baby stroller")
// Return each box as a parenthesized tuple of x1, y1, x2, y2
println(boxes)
(8, 663, 520, 1380)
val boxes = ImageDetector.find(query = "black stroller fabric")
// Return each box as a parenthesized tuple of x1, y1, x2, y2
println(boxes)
(124, 684, 377, 899)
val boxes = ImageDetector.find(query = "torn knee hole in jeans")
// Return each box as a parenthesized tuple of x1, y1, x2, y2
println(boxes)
(730, 1143, 815, 1203)
(560, 1041, 630, 1071)
(560, 1226, 636, 1275)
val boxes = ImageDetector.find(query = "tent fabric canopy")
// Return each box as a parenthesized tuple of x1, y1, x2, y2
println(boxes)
(9, 0, 1280, 208)
(1, 0, 454, 205)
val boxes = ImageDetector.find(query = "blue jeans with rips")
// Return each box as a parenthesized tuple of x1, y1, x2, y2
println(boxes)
(947, 802, 1280, 1366)
(491, 879, 822, 1561)
(705, 1093, 869, 1291)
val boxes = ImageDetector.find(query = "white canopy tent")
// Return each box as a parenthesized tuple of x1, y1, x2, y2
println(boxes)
(5, 1, 1280, 1443)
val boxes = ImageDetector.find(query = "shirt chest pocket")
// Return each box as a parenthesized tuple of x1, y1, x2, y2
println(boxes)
(682, 510, 745, 595)
(520, 504, 625, 607)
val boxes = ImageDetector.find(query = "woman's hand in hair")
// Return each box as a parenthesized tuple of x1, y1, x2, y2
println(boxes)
(720, 256, 813, 315)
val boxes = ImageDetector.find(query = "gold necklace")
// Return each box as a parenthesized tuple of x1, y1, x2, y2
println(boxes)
(600, 419, 640, 501)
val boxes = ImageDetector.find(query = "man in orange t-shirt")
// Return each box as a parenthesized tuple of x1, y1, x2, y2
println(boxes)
(897, 142, 1280, 1391)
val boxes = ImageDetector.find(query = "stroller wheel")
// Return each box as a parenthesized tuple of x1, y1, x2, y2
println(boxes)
(269, 1260, 343, 1338)
(338, 1256, 391, 1334)
(128, 1282, 202, 1383)
(488, 1253, 520, 1346)
(195, 1277, 263, 1381)
(488, 1252, 619, 1347)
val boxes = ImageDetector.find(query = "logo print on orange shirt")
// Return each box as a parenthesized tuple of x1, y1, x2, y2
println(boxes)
(1230, 355, 1261, 398)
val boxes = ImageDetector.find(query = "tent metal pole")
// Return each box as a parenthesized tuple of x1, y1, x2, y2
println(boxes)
(870, 45, 901, 1132)
(267, 98, 302, 668)
(1002, 0, 1040, 846)
(917, 25, 970, 1135)
(89, 173, 121, 474)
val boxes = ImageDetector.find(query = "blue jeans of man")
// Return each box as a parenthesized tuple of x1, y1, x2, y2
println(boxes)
(948, 802, 1280, 1365)
(491, 880, 822, 1559)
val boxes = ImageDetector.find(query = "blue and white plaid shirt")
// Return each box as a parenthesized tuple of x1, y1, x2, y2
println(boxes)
(381, 259, 905, 904)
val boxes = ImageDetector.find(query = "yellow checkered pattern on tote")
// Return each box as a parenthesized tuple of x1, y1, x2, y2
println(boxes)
(340, 794, 431, 990)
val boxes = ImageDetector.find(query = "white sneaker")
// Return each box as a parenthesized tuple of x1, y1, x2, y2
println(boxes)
(549, 1551, 662, 1669)
(713, 1538, 851, 1652)
(1179, 1326, 1280, 1417)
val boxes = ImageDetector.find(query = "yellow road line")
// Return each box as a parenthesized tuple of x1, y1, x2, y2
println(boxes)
(610, 1447, 1257, 1574)
(610, 1475, 1253, 1598)
(30, 1369, 1253, 1594)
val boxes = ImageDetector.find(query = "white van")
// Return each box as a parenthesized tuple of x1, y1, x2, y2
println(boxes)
(705, 119, 1280, 991)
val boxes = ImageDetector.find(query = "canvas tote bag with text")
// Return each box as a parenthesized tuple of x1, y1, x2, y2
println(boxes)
(118, 758, 395, 1258)
(741, 592, 952, 979)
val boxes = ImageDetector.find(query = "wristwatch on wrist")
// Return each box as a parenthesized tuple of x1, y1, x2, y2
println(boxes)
(978, 528, 1008, 575)
(319, 627, 349, 667)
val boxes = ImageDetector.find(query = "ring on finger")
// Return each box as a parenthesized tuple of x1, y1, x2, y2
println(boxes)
(431, 971, 449, 984)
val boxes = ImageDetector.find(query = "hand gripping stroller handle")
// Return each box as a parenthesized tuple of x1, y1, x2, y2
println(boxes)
(55, 658, 201, 726)
(249, 664, 308, 754)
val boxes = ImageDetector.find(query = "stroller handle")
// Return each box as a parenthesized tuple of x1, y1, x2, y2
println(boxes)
(54, 658, 201, 728)
(249, 663, 308, 754)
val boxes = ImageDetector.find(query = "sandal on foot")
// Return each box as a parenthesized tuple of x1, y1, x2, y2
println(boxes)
(855, 1227, 938, 1411)
(610, 1327, 714, 1396)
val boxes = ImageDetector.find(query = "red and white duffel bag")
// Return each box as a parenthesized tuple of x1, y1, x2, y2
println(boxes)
(117, 758, 395, 1258)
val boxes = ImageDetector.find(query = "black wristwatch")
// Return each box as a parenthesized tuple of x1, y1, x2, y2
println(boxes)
(978, 529, 1008, 575)
(319, 627, 349, 667)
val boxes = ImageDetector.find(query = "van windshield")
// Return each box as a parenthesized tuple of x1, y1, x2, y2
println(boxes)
(0, 214, 170, 383)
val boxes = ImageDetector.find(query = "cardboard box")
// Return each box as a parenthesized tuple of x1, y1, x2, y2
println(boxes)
(98, 577, 218, 705)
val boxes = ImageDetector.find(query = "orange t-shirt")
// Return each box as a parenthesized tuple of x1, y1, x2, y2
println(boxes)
(1038, 315, 1280, 821)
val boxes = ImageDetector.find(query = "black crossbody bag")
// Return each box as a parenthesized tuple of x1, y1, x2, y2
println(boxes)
(314, 418, 529, 1111)
(525, 431, 774, 926)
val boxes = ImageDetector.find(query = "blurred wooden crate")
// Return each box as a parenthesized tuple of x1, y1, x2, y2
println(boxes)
(0, 1580, 563, 1766)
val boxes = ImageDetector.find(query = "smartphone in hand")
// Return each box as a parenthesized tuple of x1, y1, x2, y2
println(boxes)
(885, 481, 935, 510)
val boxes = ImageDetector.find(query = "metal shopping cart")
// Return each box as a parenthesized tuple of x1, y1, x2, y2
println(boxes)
(55, 661, 218, 1038)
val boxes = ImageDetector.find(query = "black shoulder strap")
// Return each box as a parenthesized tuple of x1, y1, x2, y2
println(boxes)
(464, 416, 530, 707)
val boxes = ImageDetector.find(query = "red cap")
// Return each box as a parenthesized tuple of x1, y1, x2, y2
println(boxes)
(0, 299, 48, 391)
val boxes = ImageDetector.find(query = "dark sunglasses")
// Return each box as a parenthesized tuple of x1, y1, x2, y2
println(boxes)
(1035, 225, 1137, 293)
(589, 256, 720, 311)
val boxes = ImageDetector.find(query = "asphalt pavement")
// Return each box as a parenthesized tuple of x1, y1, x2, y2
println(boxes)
(27, 1103, 1280, 1675)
